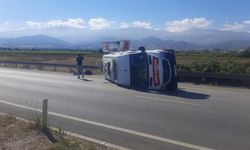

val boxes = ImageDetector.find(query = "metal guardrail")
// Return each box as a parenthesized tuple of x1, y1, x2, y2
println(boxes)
(0, 61, 101, 70)
(0, 61, 249, 81)
(178, 71, 250, 81)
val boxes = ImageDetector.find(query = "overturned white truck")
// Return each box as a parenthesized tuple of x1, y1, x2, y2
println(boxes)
(102, 41, 177, 91)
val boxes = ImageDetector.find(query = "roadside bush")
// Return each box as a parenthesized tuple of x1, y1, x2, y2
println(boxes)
(190, 58, 220, 73)
(190, 61, 203, 72)
(177, 58, 250, 74)
(219, 61, 244, 74)
(177, 64, 192, 72)
(203, 60, 220, 73)
(246, 66, 250, 74)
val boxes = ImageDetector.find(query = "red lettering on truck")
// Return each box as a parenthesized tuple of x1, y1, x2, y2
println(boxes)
(153, 56, 160, 86)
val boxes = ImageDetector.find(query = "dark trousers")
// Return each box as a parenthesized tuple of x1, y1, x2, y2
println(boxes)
(76, 65, 84, 79)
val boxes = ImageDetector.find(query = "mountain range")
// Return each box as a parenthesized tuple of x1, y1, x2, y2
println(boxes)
(0, 27, 250, 50)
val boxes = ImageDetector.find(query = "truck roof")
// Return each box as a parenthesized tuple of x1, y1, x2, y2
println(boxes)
(103, 49, 164, 58)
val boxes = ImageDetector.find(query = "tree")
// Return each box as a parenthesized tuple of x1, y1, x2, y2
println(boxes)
(240, 47, 250, 58)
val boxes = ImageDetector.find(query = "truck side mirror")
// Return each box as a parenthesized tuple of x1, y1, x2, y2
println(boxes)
(138, 46, 145, 53)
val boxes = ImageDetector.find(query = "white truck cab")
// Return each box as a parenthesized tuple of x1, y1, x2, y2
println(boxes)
(103, 41, 177, 91)
(102, 42, 177, 91)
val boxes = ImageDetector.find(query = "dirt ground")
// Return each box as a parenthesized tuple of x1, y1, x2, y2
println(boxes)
(0, 113, 115, 150)
(1, 52, 249, 66)
(0, 53, 102, 66)
(0, 53, 103, 74)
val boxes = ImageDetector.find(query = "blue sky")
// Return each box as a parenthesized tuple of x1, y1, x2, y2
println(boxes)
(1, 0, 250, 32)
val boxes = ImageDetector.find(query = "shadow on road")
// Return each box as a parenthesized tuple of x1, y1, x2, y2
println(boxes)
(165, 89, 210, 100)
(123, 87, 210, 100)
(109, 81, 210, 100)
(80, 78, 94, 82)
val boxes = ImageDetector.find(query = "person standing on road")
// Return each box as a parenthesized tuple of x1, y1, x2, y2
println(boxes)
(76, 54, 84, 79)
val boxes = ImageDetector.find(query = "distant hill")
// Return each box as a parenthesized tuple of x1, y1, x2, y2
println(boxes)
(132, 37, 200, 50)
(132, 37, 250, 50)
(203, 40, 250, 50)
(2, 27, 250, 44)
(0, 35, 70, 49)
(166, 29, 250, 44)
(0, 34, 250, 51)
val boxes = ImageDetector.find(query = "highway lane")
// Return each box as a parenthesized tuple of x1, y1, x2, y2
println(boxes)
(0, 68, 250, 150)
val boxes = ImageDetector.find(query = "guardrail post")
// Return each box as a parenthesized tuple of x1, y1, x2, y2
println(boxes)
(38, 65, 42, 70)
(42, 99, 48, 131)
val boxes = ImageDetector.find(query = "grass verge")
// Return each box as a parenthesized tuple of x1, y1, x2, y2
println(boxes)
(0, 113, 115, 150)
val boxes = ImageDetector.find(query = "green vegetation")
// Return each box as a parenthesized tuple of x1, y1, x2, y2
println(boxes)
(50, 128, 81, 150)
(176, 51, 250, 74)
(177, 59, 250, 74)
(1, 48, 250, 75)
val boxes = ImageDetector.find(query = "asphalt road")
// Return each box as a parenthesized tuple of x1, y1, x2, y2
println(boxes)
(0, 68, 250, 150)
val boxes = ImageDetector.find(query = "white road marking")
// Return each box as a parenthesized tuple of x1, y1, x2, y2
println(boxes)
(134, 95, 201, 106)
(0, 99, 213, 150)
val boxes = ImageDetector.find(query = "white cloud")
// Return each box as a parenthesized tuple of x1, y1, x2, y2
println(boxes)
(26, 18, 116, 30)
(120, 21, 155, 29)
(4, 22, 9, 26)
(27, 18, 86, 29)
(119, 22, 130, 29)
(88, 18, 111, 30)
(220, 22, 244, 31)
(153, 28, 162, 31)
(132, 21, 152, 29)
(27, 21, 43, 29)
(109, 21, 116, 24)
(19, 18, 250, 32)
(0, 22, 11, 31)
(165, 18, 211, 32)
(48, 18, 86, 29)
(244, 20, 250, 25)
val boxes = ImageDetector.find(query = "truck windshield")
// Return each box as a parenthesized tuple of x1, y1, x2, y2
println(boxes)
(129, 53, 149, 89)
